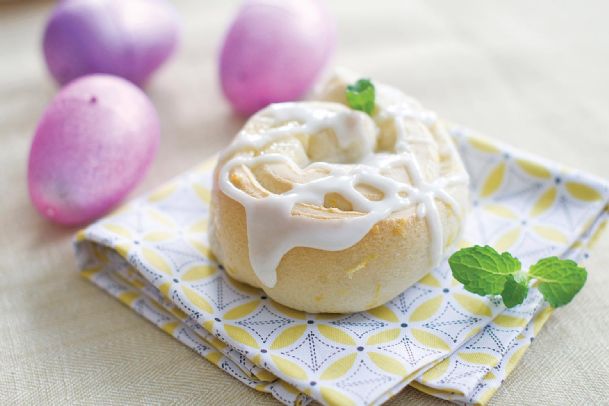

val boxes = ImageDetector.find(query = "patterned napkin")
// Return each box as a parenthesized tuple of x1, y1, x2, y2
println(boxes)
(75, 127, 609, 406)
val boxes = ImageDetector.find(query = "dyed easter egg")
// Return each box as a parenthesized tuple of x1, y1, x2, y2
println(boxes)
(219, 0, 336, 115)
(28, 75, 160, 226)
(43, 0, 180, 86)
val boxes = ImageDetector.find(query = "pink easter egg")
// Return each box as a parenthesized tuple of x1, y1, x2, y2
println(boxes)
(219, 0, 336, 115)
(28, 74, 160, 226)
(43, 0, 180, 86)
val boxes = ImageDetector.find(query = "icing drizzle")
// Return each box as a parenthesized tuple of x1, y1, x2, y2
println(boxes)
(217, 85, 468, 287)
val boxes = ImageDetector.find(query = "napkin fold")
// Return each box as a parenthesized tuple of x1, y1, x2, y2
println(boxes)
(75, 127, 609, 406)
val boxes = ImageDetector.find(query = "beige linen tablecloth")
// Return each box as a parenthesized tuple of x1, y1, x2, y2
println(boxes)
(1, 1, 608, 404)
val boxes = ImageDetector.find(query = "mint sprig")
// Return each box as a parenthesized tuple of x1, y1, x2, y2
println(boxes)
(529, 257, 587, 307)
(346, 78, 375, 115)
(501, 274, 529, 308)
(449, 245, 587, 308)
(449, 245, 521, 296)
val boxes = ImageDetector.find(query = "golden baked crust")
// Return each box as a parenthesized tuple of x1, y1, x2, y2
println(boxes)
(209, 72, 469, 313)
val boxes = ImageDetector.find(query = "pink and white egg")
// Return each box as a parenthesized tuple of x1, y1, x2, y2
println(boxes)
(219, 0, 336, 115)
(43, 0, 180, 86)
(29, 0, 182, 226)
(29, 0, 337, 226)
(28, 75, 160, 226)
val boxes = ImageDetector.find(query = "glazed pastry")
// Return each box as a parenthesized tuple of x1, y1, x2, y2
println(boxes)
(209, 71, 469, 313)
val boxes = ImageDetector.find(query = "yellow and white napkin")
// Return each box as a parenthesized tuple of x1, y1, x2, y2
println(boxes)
(75, 127, 609, 405)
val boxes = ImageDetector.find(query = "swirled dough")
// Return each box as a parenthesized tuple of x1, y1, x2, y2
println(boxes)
(209, 70, 469, 313)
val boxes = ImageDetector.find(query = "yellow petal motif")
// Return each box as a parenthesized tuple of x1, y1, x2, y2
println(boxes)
(420, 358, 450, 382)
(320, 354, 357, 380)
(368, 352, 408, 375)
(158, 282, 171, 299)
(143, 231, 174, 242)
(565, 182, 602, 201)
(453, 293, 492, 317)
(118, 291, 139, 307)
(411, 329, 450, 352)
(223, 300, 260, 320)
(146, 208, 176, 228)
(277, 381, 300, 395)
(206, 351, 223, 366)
(464, 326, 482, 342)
(194, 184, 212, 204)
(533, 307, 553, 335)
(530, 187, 557, 217)
(532, 225, 568, 244)
(270, 355, 307, 380)
(493, 314, 527, 328)
(458, 352, 499, 366)
(114, 241, 132, 258)
(469, 137, 500, 153)
(476, 388, 498, 405)
(516, 159, 551, 179)
(181, 286, 213, 314)
(317, 325, 356, 346)
(418, 273, 441, 287)
(450, 277, 462, 287)
(202, 319, 214, 332)
(254, 383, 268, 393)
(161, 321, 180, 336)
(187, 240, 213, 259)
(589, 217, 607, 249)
(253, 366, 277, 382)
(228, 283, 260, 300)
(81, 266, 101, 279)
(483, 203, 518, 219)
(170, 306, 187, 321)
(142, 248, 173, 276)
(181, 265, 216, 282)
(320, 387, 356, 406)
(494, 227, 521, 251)
(366, 328, 401, 345)
(75, 229, 87, 242)
(130, 278, 146, 290)
(209, 336, 228, 351)
(506, 346, 528, 375)
(272, 302, 306, 320)
(147, 183, 177, 202)
(188, 220, 208, 234)
(367, 305, 399, 322)
(409, 295, 443, 322)
(103, 223, 133, 239)
(270, 325, 307, 350)
(481, 162, 506, 198)
(225, 325, 260, 349)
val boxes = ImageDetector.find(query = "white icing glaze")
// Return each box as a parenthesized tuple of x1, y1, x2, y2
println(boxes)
(218, 85, 468, 288)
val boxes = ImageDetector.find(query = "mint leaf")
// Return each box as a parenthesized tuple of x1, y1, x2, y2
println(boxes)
(449, 247, 587, 309)
(346, 79, 375, 115)
(529, 257, 587, 307)
(449, 245, 521, 296)
(501, 273, 529, 308)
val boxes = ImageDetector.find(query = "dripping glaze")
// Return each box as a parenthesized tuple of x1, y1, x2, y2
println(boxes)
(217, 89, 468, 288)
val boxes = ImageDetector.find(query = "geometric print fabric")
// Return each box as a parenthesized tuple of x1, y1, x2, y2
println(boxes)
(75, 127, 609, 405)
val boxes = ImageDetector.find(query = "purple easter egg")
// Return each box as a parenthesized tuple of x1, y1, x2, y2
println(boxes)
(28, 75, 160, 226)
(219, 0, 336, 115)
(43, 0, 180, 86)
